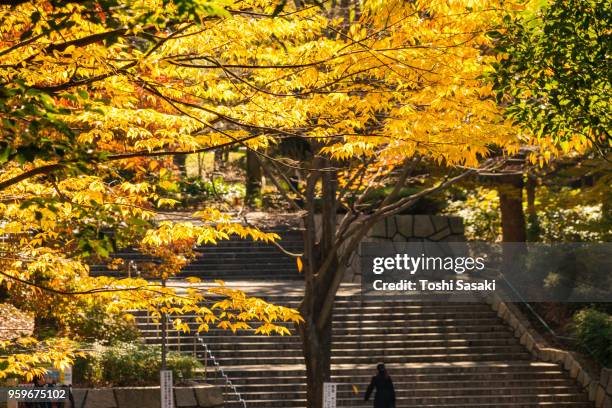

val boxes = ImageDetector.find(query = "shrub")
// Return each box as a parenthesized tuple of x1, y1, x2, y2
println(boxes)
(64, 305, 139, 345)
(74, 342, 203, 386)
(166, 353, 202, 381)
(101, 343, 160, 386)
(173, 176, 245, 207)
(572, 308, 612, 367)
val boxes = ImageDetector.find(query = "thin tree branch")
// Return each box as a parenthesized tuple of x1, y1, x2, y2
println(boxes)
(257, 157, 304, 212)
(0, 269, 167, 296)
(0, 135, 261, 192)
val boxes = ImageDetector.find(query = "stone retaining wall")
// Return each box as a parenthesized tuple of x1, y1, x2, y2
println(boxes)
(1, 384, 223, 408)
(487, 293, 612, 408)
(344, 215, 465, 282)
(72, 384, 223, 408)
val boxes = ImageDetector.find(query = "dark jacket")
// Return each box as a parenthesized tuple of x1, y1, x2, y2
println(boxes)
(364, 373, 396, 408)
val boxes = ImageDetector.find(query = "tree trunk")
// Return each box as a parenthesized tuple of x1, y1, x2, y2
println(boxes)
(173, 154, 187, 176)
(497, 174, 526, 242)
(213, 149, 228, 171)
(294, 155, 472, 407)
(525, 174, 540, 241)
(603, 190, 612, 241)
(525, 175, 536, 217)
(197, 153, 204, 179)
(299, 282, 333, 408)
(245, 149, 262, 206)
(497, 174, 527, 279)
(299, 154, 338, 408)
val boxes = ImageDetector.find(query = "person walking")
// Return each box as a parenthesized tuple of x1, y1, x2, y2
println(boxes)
(364, 363, 396, 408)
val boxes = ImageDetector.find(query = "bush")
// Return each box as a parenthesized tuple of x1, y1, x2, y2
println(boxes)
(572, 308, 612, 367)
(166, 353, 202, 381)
(64, 305, 139, 345)
(173, 176, 245, 207)
(101, 343, 160, 386)
(74, 342, 203, 386)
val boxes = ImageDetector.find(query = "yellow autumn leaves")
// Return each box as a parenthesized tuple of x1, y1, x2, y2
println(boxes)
(0, 0, 592, 382)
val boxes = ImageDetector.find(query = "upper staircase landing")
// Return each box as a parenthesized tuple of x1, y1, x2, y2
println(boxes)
(90, 228, 304, 280)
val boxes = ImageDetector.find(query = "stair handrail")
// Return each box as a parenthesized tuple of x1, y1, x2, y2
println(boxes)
(497, 267, 610, 368)
(195, 331, 248, 408)
(165, 315, 247, 407)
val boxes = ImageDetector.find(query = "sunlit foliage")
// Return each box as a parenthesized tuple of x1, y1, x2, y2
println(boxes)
(0, 0, 592, 381)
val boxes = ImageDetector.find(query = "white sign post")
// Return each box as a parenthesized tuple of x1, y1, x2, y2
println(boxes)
(323, 382, 337, 408)
(160, 370, 174, 408)
(61, 366, 72, 385)
(6, 378, 17, 408)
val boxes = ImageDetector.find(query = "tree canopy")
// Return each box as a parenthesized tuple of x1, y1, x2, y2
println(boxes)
(491, 0, 610, 152)
(0, 0, 595, 389)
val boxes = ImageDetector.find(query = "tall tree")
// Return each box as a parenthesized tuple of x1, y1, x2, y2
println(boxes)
(0, 0, 593, 404)
(489, 0, 610, 244)
(245, 149, 263, 206)
(491, 0, 611, 152)
(250, 1, 528, 405)
(497, 174, 527, 242)
(0, 0, 315, 380)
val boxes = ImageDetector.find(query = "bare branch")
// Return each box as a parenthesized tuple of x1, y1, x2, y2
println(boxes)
(0, 269, 167, 296)
(257, 157, 304, 212)
(0, 134, 261, 192)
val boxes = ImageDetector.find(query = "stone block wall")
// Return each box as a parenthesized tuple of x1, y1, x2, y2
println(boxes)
(488, 293, 612, 408)
(0, 384, 224, 408)
(70, 385, 223, 408)
(343, 215, 465, 282)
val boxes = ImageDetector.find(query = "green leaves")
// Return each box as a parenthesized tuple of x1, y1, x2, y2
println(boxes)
(573, 308, 612, 367)
(0, 142, 10, 164)
(492, 0, 611, 150)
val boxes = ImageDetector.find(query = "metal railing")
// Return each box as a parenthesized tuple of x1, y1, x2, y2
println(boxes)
(163, 316, 247, 408)
(195, 332, 247, 408)
(498, 270, 610, 369)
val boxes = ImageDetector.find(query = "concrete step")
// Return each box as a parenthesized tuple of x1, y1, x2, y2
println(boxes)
(137, 325, 514, 338)
(211, 378, 578, 392)
(183, 260, 297, 268)
(331, 310, 498, 319)
(233, 385, 585, 401)
(220, 362, 575, 377)
(182, 338, 522, 351)
(222, 398, 592, 408)
(141, 332, 521, 347)
(135, 317, 509, 331)
(220, 371, 574, 382)
(207, 345, 527, 359)
(208, 352, 533, 366)
(332, 317, 505, 328)
(130, 304, 498, 317)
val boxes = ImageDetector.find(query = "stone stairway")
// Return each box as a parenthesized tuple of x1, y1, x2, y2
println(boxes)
(90, 229, 304, 280)
(119, 226, 592, 407)
(134, 293, 592, 408)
